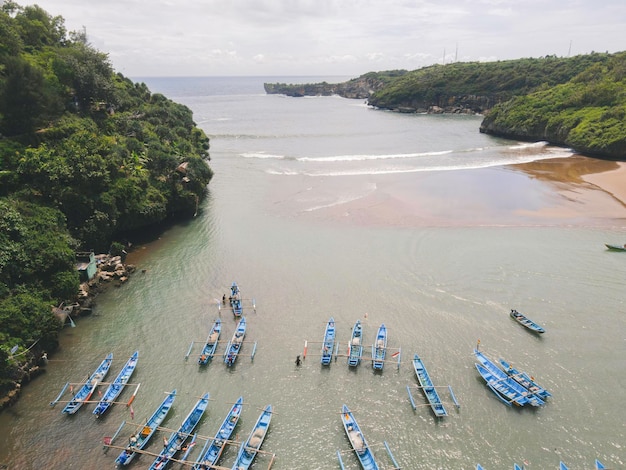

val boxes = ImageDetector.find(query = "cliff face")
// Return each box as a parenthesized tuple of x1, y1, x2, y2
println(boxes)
(368, 94, 503, 115)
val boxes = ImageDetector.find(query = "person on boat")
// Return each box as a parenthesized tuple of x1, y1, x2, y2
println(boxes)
(129, 435, 137, 447)
(200, 354, 207, 362)
(295, 355, 301, 366)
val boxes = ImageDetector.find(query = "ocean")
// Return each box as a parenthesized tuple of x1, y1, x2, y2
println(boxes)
(0, 76, 624, 470)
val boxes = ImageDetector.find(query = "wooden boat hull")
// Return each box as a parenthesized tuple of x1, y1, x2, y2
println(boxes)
(371, 324, 387, 370)
(62, 352, 113, 415)
(115, 389, 176, 466)
(224, 317, 246, 366)
(341, 404, 380, 470)
(412, 353, 447, 417)
(193, 396, 243, 469)
(198, 319, 222, 365)
(605, 243, 626, 251)
(510, 309, 545, 334)
(499, 358, 551, 399)
(348, 320, 363, 367)
(94, 351, 139, 417)
(321, 317, 336, 365)
(231, 404, 272, 470)
(149, 392, 210, 470)
(230, 282, 242, 317)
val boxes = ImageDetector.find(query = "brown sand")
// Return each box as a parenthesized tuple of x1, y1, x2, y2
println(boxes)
(298, 155, 626, 227)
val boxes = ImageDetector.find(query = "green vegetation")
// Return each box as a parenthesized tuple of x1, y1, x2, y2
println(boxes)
(0, 1, 213, 392)
(480, 52, 626, 159)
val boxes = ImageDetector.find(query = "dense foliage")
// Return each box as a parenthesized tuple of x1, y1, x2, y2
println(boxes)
(367, 54, 614, 111)
(0, 1, 213, 391)
(480, 52, 626, 159)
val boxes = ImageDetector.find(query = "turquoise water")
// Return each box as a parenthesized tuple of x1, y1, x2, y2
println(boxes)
(0, 77, 625, 470)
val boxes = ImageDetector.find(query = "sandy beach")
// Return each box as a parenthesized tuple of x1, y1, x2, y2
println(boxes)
(298, 155, 626, 227)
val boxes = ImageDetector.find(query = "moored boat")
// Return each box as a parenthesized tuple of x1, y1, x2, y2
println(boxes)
(115, 389, 176, 467)
(230, 404, 272, 470)
(198, 319, 222, 365)
(412, 353, 447, 417)
(224, 316, 246, 366)
(192, 396, 243, 469)
(62, 352, 113, 415)
(499, 358, 551, 400)
(149, 392, 210, 470)
(560, 462, 569, 470)
(605, 243, 626, 251)
(371, 324, 387, 370)
(94, 351, 139, 417)
(510, 309, 545, 334)
(595, 459, 606, 469)
(475, 362, 529, 407)
(347, 320, 364, 367)
(321, 317, 336, 365)
(474, 349, 544, 407)
(230, 282, 243, 317)
(340, 404, 379, 470)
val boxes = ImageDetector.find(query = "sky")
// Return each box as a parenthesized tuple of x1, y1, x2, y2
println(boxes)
(20, 0, 626, 78)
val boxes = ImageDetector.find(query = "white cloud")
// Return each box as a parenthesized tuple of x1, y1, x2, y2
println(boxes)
(24, 0, 626, 76)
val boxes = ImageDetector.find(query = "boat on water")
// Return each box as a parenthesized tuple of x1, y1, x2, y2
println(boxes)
(62, 352, 113, 415)
(321, 317, 336, 365)
(476, 466, 485, 470)
(149, 392, 210, 470)
(198, 319, 221, 365)
(371, 324, 387, 370)
(510, 309, 545, 334)
(560, 462, 569, 470)
(514, 464, 523, 470)
(230, 282, 243, 317)
(412, 353, 447, 417)
(115, 389, 176, 467)
(192, 396, 243, 469)
(93, 351, 139, 417)
(224, 316, 246, 366)
(340, 404, 379, 470)
(595, 459, 606, 469)
(605, 243, 626, 251)
(230, 404, 272, 470)
(348, 320, 364, 367)
(475, 362, 529, 407)
(499, 358, 551, 400)
(474, 349, 544, 407)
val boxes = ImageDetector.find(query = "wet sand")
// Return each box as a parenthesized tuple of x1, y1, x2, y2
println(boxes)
(299, 155, 626, 227)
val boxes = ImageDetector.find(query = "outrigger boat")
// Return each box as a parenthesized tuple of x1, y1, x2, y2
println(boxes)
(605, 243, 626, 251)
(148, 392, 210, 470)
(595, 459, 606, 469)
(498, 358, 551, 400)
(475, 362, 528, 407)
(62, 352, 113, 414)
(347, 320, 364, 367)
(321, 317, 336, 365)
(192, 396, 243, 469)
(230, 404, 273, 470)
(474, 349, 544, 407)
(560, 462, 569, 470)
(114, 389, 177, 466)
(198, 319, 221, 365)
(412, 353, 447, 417)
(340, 404, 379, 470)
(510, 309, 545, 334)
(230, 282, 243, 317)
(371, 323, 387, 370)
(94, 351, 139, 417)
(224, 316, 246, 366)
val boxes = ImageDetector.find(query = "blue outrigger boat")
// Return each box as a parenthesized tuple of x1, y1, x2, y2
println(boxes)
(348, 320, 364, 367)
(198, 319, 221, 365)
(321, 317, 336, 365)
(224, 316, 246, 366)
(475, 363, 529, 407)
(230, 282, 243, 317)
(474, 349, 544, 407)
(230, 404, 273, 470)
(412, 353, 447, 417)
(499, 358, 551, 400)
(94, 351, 139, 417)
(149, 392, 210, 470)
(115, 389, 176, 467)
(371, 324, 387, 370)
(510, 309, 545, 334)
(192, 396, 243, 469)
(62, 352, 113, 415)
(476, 465, 485, 470)
(514, 464, 523, 470)
(560, 462, 569, 470)
(341, 404, 379, 470)
(595, 459, 606, 469)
